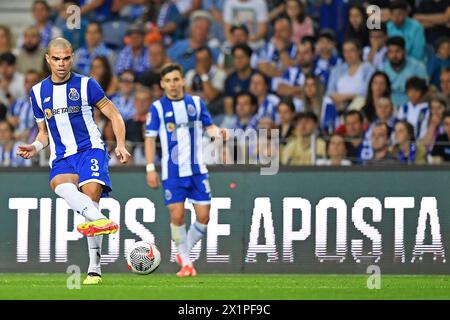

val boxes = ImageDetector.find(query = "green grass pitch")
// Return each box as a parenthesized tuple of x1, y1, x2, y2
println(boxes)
(0, 274, 450, 300)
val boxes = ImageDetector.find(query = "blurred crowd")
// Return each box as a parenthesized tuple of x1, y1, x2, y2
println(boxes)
(0, 0, 449, 167)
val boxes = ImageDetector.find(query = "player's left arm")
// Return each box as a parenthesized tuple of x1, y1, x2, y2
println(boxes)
(97, 97, 131, 163)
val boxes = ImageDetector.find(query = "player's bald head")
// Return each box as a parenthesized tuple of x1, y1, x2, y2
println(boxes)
(47, 37, 73, 54)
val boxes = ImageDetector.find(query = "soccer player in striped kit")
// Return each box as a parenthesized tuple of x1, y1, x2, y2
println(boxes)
(145, 63, 228, 277)
(16, 38, 131, 284)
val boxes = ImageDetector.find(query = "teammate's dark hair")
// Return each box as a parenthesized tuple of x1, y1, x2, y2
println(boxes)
(160, 63, 184, 78)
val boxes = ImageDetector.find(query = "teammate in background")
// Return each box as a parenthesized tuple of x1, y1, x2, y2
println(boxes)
(145, 63, 228, 277)
(16, 38, 131, 285)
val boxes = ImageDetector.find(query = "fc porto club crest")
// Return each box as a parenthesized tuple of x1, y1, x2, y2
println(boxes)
(68, 88, 80, 101)
(187, 104, 196, 117)
(165, 189, 172, 201)
(166, 122, 176, 132)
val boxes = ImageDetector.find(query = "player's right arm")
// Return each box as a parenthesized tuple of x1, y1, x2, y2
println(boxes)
(145, 136, 160, 189)
(16, 120, 49, 159)
(145, 104, 161, 189)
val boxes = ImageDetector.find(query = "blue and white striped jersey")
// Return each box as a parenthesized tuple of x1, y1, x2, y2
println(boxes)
(9, 96, 35, 131)
(145, 94, 213, 180)
(30, 73, 106, 167)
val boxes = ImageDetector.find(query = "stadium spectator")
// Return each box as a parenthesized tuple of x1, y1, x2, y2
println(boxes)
(125, 86, 152, 165)
(54, 0, 88, 51)
(0, 120, 31, 167)
(360, 96, 398, 161)
(103, 70, 137, 152)
(302, 74, 324, 120)
(341, 110, 365, 164)
(116, 24, 150, 76)
(326, 38, 375, 112)
(137, 42, 169, 88)
(419, 94, 447, 151)
(185, 46, 226, 115)
(316, 133, 351, 166)
(89, 56, 118, 97)
(431, 111, 450, 164)
(427, 37, 450, 89)
(31, 0, 62, 48)
(223, 0, 269, 48)
(248, 117, 279, 164)
(16, 26, 46, 75)
(267, 0, 286, 22)
(0, 25, 15, 55)
(257, 17, 297, 80)
(218, 24, 258, 74)
(110, 70, 137, 122)
(281, 111, 326, 166)
(250, 72, 280, 125)
(387, 0, 426, 62)
(276, 98, 296, 147)
(363, 23, 388, 69)
(396, 76, 430, 140)
(276, 38, 321, 107)
(223, 44, 256, 122)
(440, 67, 450, 106)
(7, 70, 40, 142)
(345, 4, 369, 48)
(381, 36, 428, 108)
(391, 120, 427, 164)
(168, 10, 219, 73)
(80, 0, 118, 23)
(414, 0, 450, 47)
(362, 71, 392, 123)
(0, 53, 25, 108)
(202, 0, 226, 42)
(221, 91, 258, 130)
(314, 29, 342, 89)
(285, 0, 314, 44)
(172, 0, 201, 18)
(74, 22, 116, 76)
(143, 0, 183, 46)
(318, 0, 349, 46)
(364, 122, 399, 165)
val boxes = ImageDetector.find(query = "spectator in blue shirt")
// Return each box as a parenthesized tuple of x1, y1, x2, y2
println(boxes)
(380, 36, 428, 108)
(168, 10, 219, 73)
(319, 0, 349, 46)
(80, 0, 118, 23)
(427, 37, 450, 89)
(74, 22, 116, 76)
(387, 0, 426, 62)
(31, 0, 62, 48)
(116, 24, 150, 76)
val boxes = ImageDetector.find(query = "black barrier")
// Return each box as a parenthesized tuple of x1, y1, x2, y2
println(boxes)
(0, 166, 449, 273)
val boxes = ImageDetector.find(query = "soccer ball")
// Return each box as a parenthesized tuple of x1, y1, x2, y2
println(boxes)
(126, 241, 161, 275)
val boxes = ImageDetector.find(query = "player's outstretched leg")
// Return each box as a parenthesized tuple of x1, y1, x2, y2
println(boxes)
(53, 183, 118, 237)
(83, 202, 104, 285)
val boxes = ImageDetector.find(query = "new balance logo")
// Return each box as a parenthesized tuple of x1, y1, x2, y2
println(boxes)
(91, 172, 100, 177)
(43, 96, 51, 103)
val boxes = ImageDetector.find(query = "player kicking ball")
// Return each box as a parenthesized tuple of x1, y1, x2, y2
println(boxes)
(145, 63, 228, 277)
(16, 38, 131, 285)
